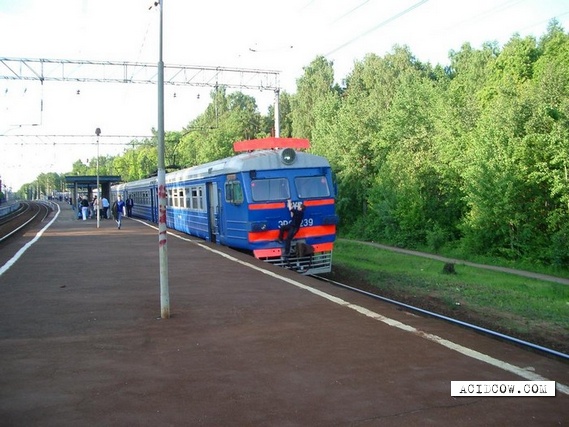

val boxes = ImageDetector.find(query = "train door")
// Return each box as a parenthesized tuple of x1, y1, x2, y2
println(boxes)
(207, 182, 219, 243)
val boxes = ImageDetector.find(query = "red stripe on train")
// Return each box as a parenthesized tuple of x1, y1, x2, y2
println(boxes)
(253, 242, 334, 259)
(303, 199, 335, 207)
(234, 137, 310, 152)
(249, 202, 286, 210)
(249, 198, 334, 210)
(248, 225, 336, 242)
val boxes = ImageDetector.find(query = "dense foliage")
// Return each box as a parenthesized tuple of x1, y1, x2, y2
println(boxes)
(21, 22, 569, 268)
(310, 22, 569, 268)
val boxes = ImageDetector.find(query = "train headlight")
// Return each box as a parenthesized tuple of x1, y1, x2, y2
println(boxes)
(281, 148, 296, 165)
(250, 222, 268, 232)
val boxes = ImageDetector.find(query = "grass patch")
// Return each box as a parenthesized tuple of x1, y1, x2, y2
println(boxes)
(326, 240, 569, 354)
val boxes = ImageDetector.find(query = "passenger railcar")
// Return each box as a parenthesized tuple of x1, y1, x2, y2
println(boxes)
(111, 137, 338, 274)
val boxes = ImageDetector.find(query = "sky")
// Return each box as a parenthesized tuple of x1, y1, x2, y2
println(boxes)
(1, 0, 568, 192)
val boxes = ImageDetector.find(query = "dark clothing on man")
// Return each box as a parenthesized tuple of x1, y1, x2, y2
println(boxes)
(126, 197, 134, 217)
(278, 203, 304, 257)
(112, 198, 126, 229)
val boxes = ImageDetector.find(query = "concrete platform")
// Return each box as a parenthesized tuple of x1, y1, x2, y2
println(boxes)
(0, 202, 567, 426)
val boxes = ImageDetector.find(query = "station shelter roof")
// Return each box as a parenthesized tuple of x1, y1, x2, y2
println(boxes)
(65, 175, 122, 187)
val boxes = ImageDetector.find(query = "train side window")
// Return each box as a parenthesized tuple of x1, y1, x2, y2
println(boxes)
(295, 176, 330, 198)
(251, 178, 290, 201)
(225, 180, 243, 205)
(197, 186, 205, 210)
(171, 188, 184, 208)
(185, 185, 206, 210)
(186, 187, 194, 209)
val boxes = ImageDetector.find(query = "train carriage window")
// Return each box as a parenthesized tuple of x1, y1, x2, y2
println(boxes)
(192, 188, 199, 209)
(171, 188, 186, 208)
(295, 176, 330, 198)
(225, 180, 243, 204)
(184, 185, 206, 210)
(251, 178, 290, 201)
(197, 186, 204, 210)
(173, 189, 178, 208)
(186, 188, 191, 209)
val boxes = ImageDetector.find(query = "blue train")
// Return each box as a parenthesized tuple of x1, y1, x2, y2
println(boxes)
(111, 137, 338, 274)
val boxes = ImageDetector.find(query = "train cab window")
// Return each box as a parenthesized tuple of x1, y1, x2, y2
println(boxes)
(295, 176, 330, 198)
(225, 180, 243, 204)
(251, 178, 290, 201)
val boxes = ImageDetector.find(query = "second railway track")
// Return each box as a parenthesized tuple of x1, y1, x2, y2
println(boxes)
(313, 274, 569, 362)
(0, 201, 52, 243)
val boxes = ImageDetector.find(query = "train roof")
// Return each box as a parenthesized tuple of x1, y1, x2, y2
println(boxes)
(165, 148, 330, 184)
(116, 176, 157, 190)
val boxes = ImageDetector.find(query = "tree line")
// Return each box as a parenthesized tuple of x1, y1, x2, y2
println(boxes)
(23, 21, 569, 268)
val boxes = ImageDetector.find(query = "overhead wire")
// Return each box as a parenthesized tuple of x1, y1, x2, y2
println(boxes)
(325, 0, 430, 57)
(0, 134, 154, 146)
(444, 0, 526, 32)
(332, 0, 373, 24)
(517, 9, 569, 33)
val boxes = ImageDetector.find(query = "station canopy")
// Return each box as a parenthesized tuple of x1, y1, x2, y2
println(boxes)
(65, 175, 122, 187)
(65, 175, 122, 196)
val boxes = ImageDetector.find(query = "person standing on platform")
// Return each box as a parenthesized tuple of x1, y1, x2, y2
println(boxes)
(80, 196, 90, 221)
(126, 196, 134, 217)
(101, 196, 110, 219)
(92, 196, 99, 219)
(112, 195, 127, 229)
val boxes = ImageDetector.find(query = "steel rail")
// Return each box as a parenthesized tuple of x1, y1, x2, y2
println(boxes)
(313, 274, 569, 362)
(0, 202, 46, 243)
(0, 202, 28, 227)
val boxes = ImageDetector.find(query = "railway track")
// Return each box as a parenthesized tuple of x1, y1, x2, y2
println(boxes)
(3, 201, 566, 363)
(0, 201, 52, 243)
(313, 274, 569, 362)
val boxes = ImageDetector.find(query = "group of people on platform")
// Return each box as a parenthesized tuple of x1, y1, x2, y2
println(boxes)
(77, 195, 133, 228)
(76, 193, 305, 252)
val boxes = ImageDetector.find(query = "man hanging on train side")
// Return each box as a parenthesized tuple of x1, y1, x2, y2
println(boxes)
(277, 199, 305, 258)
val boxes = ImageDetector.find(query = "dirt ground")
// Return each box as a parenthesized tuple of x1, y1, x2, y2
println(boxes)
(1, 204, 568, 425)
(323, 265, 569, 357)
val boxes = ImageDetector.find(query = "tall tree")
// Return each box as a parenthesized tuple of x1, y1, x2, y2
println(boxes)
(291, 56, 337, 140)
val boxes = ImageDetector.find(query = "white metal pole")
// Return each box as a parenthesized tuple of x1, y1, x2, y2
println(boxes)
(274, 89, 280, 138)
(157, 0, 170, 319)
(96, 128, 101, 229)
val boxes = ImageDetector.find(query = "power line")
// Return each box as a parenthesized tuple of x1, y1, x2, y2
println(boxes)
(0, 134, 153, 139)
(325, 0, 430, 57)
(444, 0, 525, 31)
(332, 0, 373, 24)
(517, 9, 569, 33)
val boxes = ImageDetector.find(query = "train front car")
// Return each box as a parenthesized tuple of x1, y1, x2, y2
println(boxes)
(234, 138, 338, 274)
(113, 138, 338, 275)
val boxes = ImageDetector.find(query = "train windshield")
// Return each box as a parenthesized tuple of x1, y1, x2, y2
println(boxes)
(295, 176, 330, 198)
(251, 178, 290, 201)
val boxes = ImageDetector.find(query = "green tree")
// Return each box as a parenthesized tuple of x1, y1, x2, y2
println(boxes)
(266, 90, 293, 137)
(459, 26, 569, 264)
(291, 56, 338, 140)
